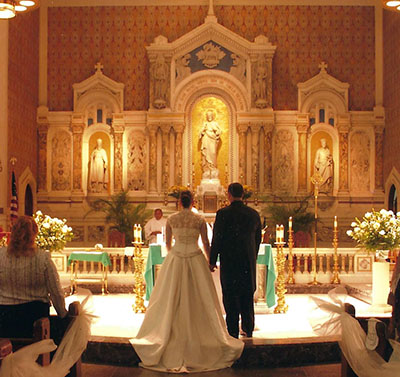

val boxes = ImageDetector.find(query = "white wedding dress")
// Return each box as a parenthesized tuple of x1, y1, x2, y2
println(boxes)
(130, 209, 244, 373)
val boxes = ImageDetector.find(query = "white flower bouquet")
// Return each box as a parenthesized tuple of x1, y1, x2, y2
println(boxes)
(347, 209, 400, 255)
(34, 211, 74, 252)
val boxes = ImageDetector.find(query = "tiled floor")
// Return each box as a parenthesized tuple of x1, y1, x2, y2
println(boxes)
(82, 363, 341, 377)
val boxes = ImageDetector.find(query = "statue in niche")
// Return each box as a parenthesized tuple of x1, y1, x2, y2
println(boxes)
(152, 54, 168, 109)
(200, 109, 221, 180)
(89, 138, 108, 192)
(229, 53, 246, 83)
(314, 138, 333, 193)
(176, 54, 191, 83)
(253, 56, 268, 108)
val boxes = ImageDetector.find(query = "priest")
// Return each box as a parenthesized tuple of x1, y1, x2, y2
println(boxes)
(144, 209, 167, 244)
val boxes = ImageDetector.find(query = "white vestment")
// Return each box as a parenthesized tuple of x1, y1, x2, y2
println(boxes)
(144, 217, 167, 244)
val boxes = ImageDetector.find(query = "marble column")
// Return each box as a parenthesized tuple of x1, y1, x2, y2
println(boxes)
(37, 124, 49, 192)
(174, 124, 184, 186)
(160, 124, 171, 192)
(113, 124, 124, 192)
(237, 124, 248, 184)
(375, 125, 384, 191)
(148, 125, 158, 193)
(338, 125, 350, 193)
(0, 21, 8, 228)
(263, 125, 273, 192)
(71, 121, 84, 193)
(296, 122, 308, 193)
(250, 124, 261, 191)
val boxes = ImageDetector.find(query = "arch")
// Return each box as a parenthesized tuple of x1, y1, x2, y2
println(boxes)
(300, 89, 347, 116)
(385, 167, 400, 210)
(24, 184, 33, 216)
(389, 184, 398, 214)
(75, 89, 122, 115)
(18, 167, 37, 216)
(172, 71, 249, 113)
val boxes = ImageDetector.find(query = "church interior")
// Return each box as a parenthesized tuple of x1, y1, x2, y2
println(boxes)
(1, 0, 400, 375)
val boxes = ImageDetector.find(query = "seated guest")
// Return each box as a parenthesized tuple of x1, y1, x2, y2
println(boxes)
(144, 208, 167, 244)
(0, 216, 67, 338)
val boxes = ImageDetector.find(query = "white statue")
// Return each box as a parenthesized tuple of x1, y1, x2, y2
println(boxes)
(253, 56, 268, 108)
(200, 110, 221, 180)
(229, 53, 246, 82)
(176, 54, 191, 83)
(90, 138, 108, 192)
(152, 54, 168, 109)
(314, 138, 333, 192)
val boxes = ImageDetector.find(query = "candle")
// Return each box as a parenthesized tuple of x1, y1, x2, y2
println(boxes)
(289, 217, 292, 231)
(133, 224, 137, 243)
(138, 224, 142, 243)
(280, 225, 284, 242)
(334, 216, 337, 230)
(276, 224, 279, 242)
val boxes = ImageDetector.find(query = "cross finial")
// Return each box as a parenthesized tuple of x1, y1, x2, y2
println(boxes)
(318, 61, 328, 72)
(94, 62, 104, 73)
(208, 0, 214, 16)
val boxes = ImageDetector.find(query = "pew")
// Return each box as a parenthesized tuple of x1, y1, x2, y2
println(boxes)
(0, 301, 82, 377)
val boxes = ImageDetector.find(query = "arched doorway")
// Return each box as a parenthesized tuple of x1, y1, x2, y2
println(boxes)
(389, 184, 397, 214)
(24, 184, 33, 216)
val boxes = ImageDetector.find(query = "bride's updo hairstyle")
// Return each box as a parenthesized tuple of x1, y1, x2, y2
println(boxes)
(180, 191, 193, 209)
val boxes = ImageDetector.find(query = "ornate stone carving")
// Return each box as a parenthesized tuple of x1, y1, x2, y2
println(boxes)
(127, 131, 147, 191)
(38, 125, 49, 192)
(274, 130, 294, 192)
(296, 123, 308, 192)
(71, 124, 84, 191)
(174, 124, 184, 185)
(71, 225, 84, 242)
(196, 42, 225, 68)
(88, 225, 106, 243)
(51, 131, 71, 191)
(339, 132, 349, 191)
(263, 126, 273, 191)
(160, 125, 171, 191)
(350, 131, 370, 192)
(114, 132, 123, 191)
(148, 126, 158, 192)
(252, 55, 269, 109)
(176, 54, 191, 84)
(250, 124, 261, 190)
(151, 54, 169, 109)
(229, 53, 246, 83)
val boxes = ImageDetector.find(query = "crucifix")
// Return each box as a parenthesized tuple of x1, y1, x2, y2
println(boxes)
(94, 62, 104, 73)
(318, 61, 328, 72)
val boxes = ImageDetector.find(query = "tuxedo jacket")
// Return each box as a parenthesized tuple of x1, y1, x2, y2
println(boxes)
(210, 200, 262, 294)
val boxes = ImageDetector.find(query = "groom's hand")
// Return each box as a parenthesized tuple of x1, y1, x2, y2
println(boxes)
(209, 264, 217, 272)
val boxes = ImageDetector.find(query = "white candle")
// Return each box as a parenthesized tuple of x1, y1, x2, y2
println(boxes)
(289, 217, 292, 231)
(138, 224, 142, 243)
(334, 216, 337, 230)
(133, 224, 137, 243)
(276, 224, 279, 242)
(280, 225, 284, 242)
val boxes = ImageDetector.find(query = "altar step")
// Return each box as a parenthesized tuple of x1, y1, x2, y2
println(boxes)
(82, 336, 341, 368)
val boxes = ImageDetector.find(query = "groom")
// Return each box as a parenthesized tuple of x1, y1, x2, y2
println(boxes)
(210, 182, 261, 338)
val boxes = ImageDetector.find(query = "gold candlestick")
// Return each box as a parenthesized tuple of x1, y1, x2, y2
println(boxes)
(309, 172, 323, 285)
(287, 217, 295, 284)
(331, 216, 341, 284)
(132, 242, 146, 313)
(274, 236, 288, 314)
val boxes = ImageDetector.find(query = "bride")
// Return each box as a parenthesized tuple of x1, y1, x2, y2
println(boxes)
(130, 191, 244, 373)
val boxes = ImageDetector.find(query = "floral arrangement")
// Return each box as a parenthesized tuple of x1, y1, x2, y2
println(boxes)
(0, 235, 8, 248)
(168, 185, 188, 199)
(243, 185, 254, 200)
(347, 209, 400, 256)
(34, 211, 74, 252)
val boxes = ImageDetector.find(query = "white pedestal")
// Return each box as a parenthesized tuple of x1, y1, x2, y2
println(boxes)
(196, 178, 224, 196)
(371, 261, 392, 313)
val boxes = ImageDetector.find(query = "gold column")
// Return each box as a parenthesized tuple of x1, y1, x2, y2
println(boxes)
(375, 125, 384, 191)
(148, 125, 158, 193)
(71, 121, 84, 193)
(263, 124, 273, 193)
(250, 124, 261, 193)
(174, 124, 184, 186)
(296, 120, 308, 193)
(113, 124, 124, 192)
(238, 124, 248, 184)
(37, 124, 49, 192)
(274, 237, 288, 314)
(160, 124, 171, 191)
(338, 124, 350, 192)
(331, 216, 340, 284)
(133, 242, 146, 313)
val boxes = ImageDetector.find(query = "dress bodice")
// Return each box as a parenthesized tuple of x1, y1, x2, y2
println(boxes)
(167, 209, 205, 256)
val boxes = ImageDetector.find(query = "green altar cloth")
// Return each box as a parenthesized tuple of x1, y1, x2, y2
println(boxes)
(257, 244, 276, 308)
(144, 244, 276, 307)
(67, 251, 111, 267)
(145, 245, 165, 300)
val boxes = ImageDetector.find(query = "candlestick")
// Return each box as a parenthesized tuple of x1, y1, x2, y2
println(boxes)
(334, 216, 337, 230)
(289, 216, 292, 231)
(274, 238, 288, 314)
(287, 219, 295, 284)
(331, 216, 340, 284)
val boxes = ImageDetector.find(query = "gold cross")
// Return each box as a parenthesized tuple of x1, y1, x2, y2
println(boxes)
(318, 61, 328, 72)
(94, 62, 104, 73)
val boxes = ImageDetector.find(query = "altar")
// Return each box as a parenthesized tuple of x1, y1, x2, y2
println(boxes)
(144, 243, 276, 307)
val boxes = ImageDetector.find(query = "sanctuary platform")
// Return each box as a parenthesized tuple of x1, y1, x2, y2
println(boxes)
(55, 290, 391, 368)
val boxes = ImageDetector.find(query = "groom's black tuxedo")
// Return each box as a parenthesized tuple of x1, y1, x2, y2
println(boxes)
(210, 200, 261, 338)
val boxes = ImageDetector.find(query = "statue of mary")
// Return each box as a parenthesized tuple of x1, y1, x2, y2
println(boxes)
(200, 110, 221, 180)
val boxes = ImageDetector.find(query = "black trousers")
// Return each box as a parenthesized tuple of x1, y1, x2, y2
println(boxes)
(222, 290, 254, 338)
(0, 301, 50, 338)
